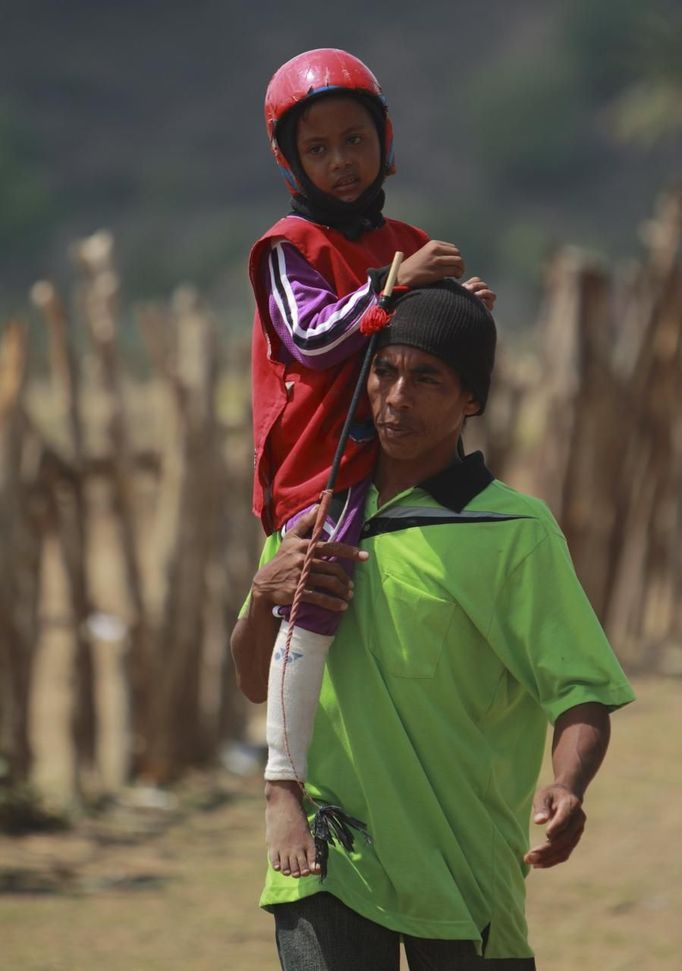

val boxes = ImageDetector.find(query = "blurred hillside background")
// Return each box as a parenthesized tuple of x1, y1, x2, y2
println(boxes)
(2, 0, 682, 330)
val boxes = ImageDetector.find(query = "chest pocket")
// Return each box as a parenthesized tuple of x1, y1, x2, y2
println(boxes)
(366, 571, 455, 679)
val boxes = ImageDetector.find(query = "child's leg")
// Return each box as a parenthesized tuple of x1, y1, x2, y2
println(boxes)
(264, 480, 369, 878)
(265, 623, 334, 782)
(265, 480, 369, 781)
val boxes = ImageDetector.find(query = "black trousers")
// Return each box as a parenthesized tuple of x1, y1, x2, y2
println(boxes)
(273, 892, 536, 971)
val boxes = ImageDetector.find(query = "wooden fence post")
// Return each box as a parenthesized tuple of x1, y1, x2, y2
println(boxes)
(72, 231, 152, 777)
(129, 288, 219, 780)
(0, 322, 44, 783)
(32, 281, 98, 794)
(603, 191, 682, 668)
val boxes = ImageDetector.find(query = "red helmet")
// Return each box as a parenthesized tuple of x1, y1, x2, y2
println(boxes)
(264, 48, 396, 196)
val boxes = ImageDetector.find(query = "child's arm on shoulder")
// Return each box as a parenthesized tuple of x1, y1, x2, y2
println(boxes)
(263, 241, 377, 371)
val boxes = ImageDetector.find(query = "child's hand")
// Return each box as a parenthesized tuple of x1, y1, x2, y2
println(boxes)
(397, 240, 464, 287)
(462, 276, 496, 312)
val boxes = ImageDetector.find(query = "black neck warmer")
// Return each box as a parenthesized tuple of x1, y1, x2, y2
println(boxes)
(276, 92, 388, 241)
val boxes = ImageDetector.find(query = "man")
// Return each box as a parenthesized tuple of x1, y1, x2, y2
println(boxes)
(231, 281, 635, 969)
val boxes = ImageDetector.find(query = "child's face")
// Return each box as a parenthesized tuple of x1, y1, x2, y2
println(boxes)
(295, 96, 381, 203)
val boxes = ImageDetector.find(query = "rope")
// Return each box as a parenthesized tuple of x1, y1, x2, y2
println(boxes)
(274, 250, 405, 854)
(278, 488, 333, 800)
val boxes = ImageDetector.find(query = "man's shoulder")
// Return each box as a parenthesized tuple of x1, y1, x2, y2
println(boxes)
(391, 457, 562, 550)
(373, 476, 562, 568)
(464, 479, 567, 558)
(471, 478, 559, 525)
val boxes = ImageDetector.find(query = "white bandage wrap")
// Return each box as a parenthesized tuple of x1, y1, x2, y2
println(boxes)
(265, 621, 334, 781)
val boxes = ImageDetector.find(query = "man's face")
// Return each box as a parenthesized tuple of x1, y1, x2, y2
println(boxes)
(295, 96, 381, 203)
(367, 345, 479, 467)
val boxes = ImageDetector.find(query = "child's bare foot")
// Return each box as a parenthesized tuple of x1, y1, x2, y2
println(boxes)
(265, 780, 320, 878)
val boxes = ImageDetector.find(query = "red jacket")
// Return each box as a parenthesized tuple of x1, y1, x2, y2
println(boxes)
(249, 215, 428, 533)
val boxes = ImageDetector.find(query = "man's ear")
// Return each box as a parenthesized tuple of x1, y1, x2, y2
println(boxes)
(464, 392, 481, 417)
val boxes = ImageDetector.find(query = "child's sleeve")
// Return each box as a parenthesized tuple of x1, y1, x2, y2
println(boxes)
(263, 241, 381, 370)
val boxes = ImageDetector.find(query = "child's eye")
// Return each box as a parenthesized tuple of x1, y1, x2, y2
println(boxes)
(347, 134, 362, 145)
(307, 144, 325, 156)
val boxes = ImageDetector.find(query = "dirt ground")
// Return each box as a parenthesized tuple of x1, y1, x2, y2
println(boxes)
(1, 674, 680, 971)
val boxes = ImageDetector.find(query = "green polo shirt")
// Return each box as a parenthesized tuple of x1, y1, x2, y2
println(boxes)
(254, 454, 635, 959)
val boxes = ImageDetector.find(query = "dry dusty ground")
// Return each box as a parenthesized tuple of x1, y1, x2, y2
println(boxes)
(1, 674, 680, 971)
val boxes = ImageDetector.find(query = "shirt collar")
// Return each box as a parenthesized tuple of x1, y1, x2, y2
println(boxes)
(418, 451, 494, 513)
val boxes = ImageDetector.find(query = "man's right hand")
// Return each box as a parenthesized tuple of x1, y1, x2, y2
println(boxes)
(231, 507, 368, 703)
(397, 240, 464, 287)
(252, 506, 368, 614)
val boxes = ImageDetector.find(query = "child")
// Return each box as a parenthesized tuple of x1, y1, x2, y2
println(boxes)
(248, 48, 495, 879)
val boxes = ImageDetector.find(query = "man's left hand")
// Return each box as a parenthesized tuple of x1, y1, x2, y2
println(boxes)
(524, 783, 586, 869)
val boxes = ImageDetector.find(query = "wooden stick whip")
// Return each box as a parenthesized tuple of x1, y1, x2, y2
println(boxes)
(279, 250, 404, 784)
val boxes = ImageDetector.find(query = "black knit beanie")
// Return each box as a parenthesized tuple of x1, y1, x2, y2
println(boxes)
(376, 280, 497, 415)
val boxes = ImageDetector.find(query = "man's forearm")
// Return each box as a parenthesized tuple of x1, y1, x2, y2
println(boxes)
(551, 702, 611, 799)
(525, 702, 611, 867)
(230, 591, 279, 704)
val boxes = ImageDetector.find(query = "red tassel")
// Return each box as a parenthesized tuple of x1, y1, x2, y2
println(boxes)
(360, 303, 392, 335)
(360, 285, 409, 335)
